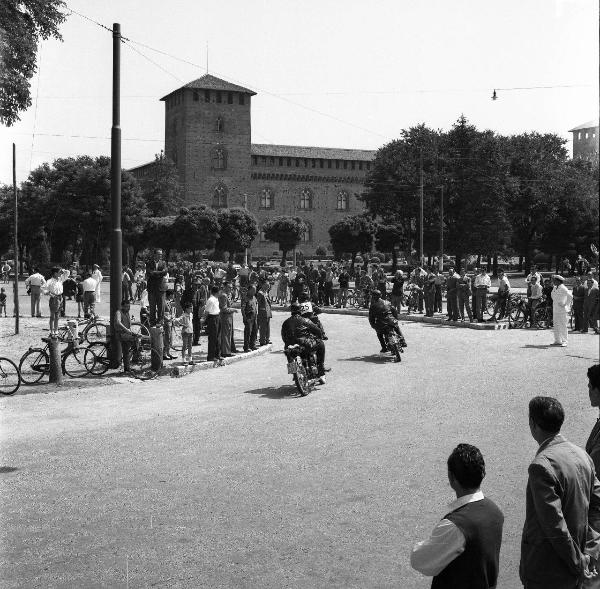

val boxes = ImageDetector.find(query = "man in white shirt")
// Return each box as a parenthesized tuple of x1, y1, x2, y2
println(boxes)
(25, 268, 46, 317)
(526, 265, 542, 286)
(473, 267, 491, 322)
(81, 273, 98, 318)
(43, 267, 69, 336)
(91, 264, 103, 304)
(204, 285, 222, 361)
(411, 444, 504, 587)
(550, 275, 573, 347)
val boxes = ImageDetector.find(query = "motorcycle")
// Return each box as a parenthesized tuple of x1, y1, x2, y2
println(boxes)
(381, 323, 405, 363)
(284, 343, 322, 396)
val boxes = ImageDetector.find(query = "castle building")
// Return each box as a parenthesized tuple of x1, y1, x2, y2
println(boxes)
(129, 74, 376, 257)
(569, 120, 599, 162)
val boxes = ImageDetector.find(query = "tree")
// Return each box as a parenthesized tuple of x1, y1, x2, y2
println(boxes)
(315, 245, 327, 259)
(375, 224, 405, 272)
(215, 208, 259, 261)
(142, 216, 177, 259)
(1, 0, 67, 126)
(328, 214, 375, 269)
(171, 205, 220, 259)
(262, 216, 306, 264)
(138, 152, 183, 216)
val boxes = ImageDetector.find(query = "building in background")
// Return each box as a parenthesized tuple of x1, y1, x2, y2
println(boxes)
(569, 120, 599, 162)
(129, 74, 376, 257)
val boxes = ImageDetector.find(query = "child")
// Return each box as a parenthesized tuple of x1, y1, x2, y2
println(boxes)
(162, 289, 175, 360)
(178, 302, 194, 364)
(0, 287, 7, 317)
(526, 276, 543, 327)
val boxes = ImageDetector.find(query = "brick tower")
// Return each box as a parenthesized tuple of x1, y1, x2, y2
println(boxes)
(160, 74, 256, 207)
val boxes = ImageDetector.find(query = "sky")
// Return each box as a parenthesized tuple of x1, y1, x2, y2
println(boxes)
(1, 0, 598, 185)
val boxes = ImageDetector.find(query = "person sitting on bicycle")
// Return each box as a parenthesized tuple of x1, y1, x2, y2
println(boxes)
(368, 289, 407, 353)
(114, 299, 139, 373)
(281, 302, 329, 378)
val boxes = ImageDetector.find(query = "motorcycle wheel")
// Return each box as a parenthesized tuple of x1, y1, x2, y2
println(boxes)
(293, 358, 310, 396)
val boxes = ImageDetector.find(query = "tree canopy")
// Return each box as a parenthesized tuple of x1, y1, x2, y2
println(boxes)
(0, 0, 67, 126)
(262, 216, 306, 263)
(215, 207, 259, 261)
(328, 214, 375, 267)
(138, 152, 183, 216)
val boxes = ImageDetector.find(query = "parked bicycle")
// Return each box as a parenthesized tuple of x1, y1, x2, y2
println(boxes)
(0, 357, 20, 395)
(19, 337, 96, 384)
(56, 314, 108, 344)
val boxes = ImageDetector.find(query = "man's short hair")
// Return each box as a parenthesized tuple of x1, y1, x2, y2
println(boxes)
(529, 396, 564, 433)
(121, 299, 130, 307)
(447, 443, 486, 489)
(165, 289, 174, 297)
(51, 266, 60, 274)
(210, 286, 220, 295)
(588, 365, 600, 391)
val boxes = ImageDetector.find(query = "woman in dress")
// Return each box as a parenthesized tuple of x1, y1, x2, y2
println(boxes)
(91, 264, 103, 304)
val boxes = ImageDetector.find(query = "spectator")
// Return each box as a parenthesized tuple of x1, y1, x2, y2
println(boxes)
(81, 272, 97, 318)
(424, 270, 436, 317)
(61, 271, 78, 318)
(526, 265, 542, 286)
(410, 266, 427, 314)
(91, 264, 103, 304)
(360, 269, 375, 309)
(458, 269, 473, 322)
(278, 270, 290, 305)
(488, 269, 510, 322)
(256, 281, 272, 346)
(218, 281, 238, 358)
(389, 270, 404, 314)
(162, 289, 176, 360)
(525, 276, 543, 328)
(561, 256, 572, 277)
(114, 299, 137, 374)
(180, 278, 206, 347)
(582, 278, 599, 334)
(323, 263, 335, 306)
(75, 275, 84, 318)
(146, 248, 168, 327)
(43, 267, 69, 336)
(572, 276, 586, 332)
(204, 285, 222, 362)
(242, 285, 258, 353)
(577, 254, 591, 276)
(1, 260, 11, 283)
(446, 267, 460, 321)
(373, 264, 387, 301)
(586, 365, 600, 474)
(25, 267, 46, 317)
(433, 268, 445, 313)
(473, 267, 491, 322)
(177, 302, 194, 364)
(0, 287, 7, 317)
(520, 396, 600, 588)
(550, 275, 572, 346)
(411, 444, 504, 587)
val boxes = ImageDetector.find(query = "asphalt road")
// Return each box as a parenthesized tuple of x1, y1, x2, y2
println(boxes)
(1, 312, 599, 589)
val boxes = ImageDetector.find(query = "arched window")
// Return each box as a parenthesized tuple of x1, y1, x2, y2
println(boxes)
(337, 190, 349, 210)
(298, 188, 313, 210)
(212, 146, 227, 170)
(260, 188, 274, 209)
(212, 184, 228, 208)
(301, 221, 312, 243)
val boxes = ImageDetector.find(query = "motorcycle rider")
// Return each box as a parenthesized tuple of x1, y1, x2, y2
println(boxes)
(281, 302, 329, 378)
(297, 292, 327, 339)
(368, 289, 407, 353)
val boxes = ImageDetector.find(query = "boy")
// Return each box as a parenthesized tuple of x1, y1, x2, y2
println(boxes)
(44, 266, 69, 336)
(162, 289, 176, 360)
(114, 299, 137, 374)
(178, 302, 194, 364)
(0, 287, 7, 317)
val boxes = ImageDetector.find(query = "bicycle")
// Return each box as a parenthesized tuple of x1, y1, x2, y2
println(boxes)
(0, 357, 20, 395)
(404, 286, 422, 314)
(19, 338, 96, 384)
(56, 314, 109, 344)
(84, 335, 160, 380)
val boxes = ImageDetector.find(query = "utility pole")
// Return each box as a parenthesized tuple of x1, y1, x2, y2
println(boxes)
(242, 193, 248, 266)
(109, 23, 122, 368)
(12, 144, 19, 334)
(439, 185, 444, 272)
(419, 149, 424, 267)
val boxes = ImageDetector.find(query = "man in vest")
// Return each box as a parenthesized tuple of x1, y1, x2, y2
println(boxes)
(411, 443, 504, 588)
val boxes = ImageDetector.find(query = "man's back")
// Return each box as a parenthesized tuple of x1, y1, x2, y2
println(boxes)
(520, 434, 600, 587)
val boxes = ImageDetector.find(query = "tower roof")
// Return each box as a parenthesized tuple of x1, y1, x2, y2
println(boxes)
(160, 74, 256, 100)
(568, 120, 599, 132)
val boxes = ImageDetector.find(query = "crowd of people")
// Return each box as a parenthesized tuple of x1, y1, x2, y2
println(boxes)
(411, 365, 600, 589)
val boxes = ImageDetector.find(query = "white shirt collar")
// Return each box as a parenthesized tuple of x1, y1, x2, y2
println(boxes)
(447, 490, 484, 513)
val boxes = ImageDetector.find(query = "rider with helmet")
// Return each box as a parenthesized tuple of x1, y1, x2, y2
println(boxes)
(368, 289, 407, 353)
(281, 302, 329, 377)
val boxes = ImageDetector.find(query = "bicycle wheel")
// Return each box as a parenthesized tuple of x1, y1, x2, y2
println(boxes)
(128, 341, 158, 380)
(0, 357, 20, 395)
(511, 308, 527, 329)
(170, 324, 183, 352)
(533, 307, 550, 329)
(84, 321, 108, 344)
(19, 348, 49, 384)
(62, 347, 89, 378)
(85, 342, 110, 375)
(130, 322, 150, 338)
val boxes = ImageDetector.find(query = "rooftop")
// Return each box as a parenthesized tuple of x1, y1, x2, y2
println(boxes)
(251, 144, 376, 161)
(161, 74, 256, 100)
(568, 120, 599, 132)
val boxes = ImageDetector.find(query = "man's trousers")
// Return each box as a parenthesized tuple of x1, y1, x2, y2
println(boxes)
(552, 308, 568, 344)
(258, 313, 270, 345)
(434, 285, 443, 312)
(243, 317, 258, 351)
(30, 285, 41, 316)
(474, 289, 487, 321)
(447, 291, 459, 320)
(220, 313, 236, 355)
(148, 290, 165, 327)
(458, 292, 472, 321)
(424, 290, 435, 316)
(205, 314, 221, 360)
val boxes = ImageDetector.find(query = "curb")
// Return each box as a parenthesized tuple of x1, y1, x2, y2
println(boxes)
(235, 302, 510, 330)
(170, 344, 273, 377)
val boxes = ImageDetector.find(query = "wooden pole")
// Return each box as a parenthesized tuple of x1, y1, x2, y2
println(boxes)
(419, 149, 424, 267)
(12, 144, 19, 333)
(439, 185, 444, 272)
(42, 337, 63, 385)
(109, 23, 122, 368)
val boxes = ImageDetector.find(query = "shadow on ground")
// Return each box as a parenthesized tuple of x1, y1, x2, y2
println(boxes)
(243, 385, 300, 399)
(522, 344, 552, 349)
(340, 354, 397, 364)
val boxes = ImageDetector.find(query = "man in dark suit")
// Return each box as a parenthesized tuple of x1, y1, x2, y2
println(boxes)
(582, 279, 600, 334)
(520, 396, 600, 589)
(445, 267, 460, 321)
(586, 365, 600, 474)
(256, 282, 272, 346)
(242, 286, 258, 352)
(145, 248, 169, 326)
